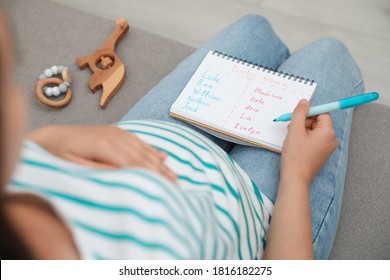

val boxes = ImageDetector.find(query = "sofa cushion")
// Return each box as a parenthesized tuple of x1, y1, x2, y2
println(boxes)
(329, 103, 390, 259)
(5, 0, 390, 259)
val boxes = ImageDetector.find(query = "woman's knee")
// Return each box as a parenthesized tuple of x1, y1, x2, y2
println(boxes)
(240, 14, 271, 27)
(307, 37, 353, 63)
(235, 14, 274, 37)
(315, 37, 348, 52)
(233, 15, 289, 63)
(312, 37, 363, 87)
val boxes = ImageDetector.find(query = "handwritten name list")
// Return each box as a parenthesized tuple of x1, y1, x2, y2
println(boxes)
(170, 51, 316, 150)
(180, 69, 222, 113)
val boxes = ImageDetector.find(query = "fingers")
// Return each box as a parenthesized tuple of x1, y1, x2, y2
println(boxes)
(302, 114, 333, 131)
(290, 99, 310, 133)
(65, 153, 117, 169)
(69, 125, 178, 182)
(313, 113, 333, 129)
(305, 117, 316, 129)
(67, 147, 178, 182)
(44, 124, 178, 183)
(121, 131, 178, 182)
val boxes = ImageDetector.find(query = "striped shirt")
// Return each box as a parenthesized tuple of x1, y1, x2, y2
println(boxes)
(8, 120, 273, 259)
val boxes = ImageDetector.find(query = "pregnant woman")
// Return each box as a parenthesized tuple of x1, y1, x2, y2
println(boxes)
(0, 13, 363, 260)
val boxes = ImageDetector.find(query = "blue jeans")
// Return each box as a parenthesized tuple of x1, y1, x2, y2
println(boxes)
(121, 15, 364, 259)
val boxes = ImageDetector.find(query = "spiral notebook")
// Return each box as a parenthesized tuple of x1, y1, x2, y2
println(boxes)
(170, 51, 317, 152)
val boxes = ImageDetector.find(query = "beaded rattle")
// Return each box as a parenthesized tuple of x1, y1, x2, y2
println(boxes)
(77, 18, 129, 109)
(36, 65, 72, 108)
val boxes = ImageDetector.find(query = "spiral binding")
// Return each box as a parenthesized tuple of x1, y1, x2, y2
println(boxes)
(212, 51, 315, 86)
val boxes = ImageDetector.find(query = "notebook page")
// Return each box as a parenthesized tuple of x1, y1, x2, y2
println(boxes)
(171, 51, 252, 127)
(223, 69, 316, 148)
(171, 51, 317, 150)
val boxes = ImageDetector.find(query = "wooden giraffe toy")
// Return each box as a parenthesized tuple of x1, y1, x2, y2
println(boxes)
(77, 18, 129, 109)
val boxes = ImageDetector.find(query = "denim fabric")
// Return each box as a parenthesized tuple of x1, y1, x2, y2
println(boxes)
(121, 15, 364, 259)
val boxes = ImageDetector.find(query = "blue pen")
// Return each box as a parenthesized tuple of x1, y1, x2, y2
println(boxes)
(273, 92, 379, 122)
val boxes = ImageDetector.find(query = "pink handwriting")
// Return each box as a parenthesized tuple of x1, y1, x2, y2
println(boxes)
(234, 123, 261, 136)
(263, 76, 281, 86)
(254, 87, 283, 100)
(244, 104, 259, 113)
(254, 87, 270, 96)
(250, 96, 265, 104)
(232, 63, 256, 80)
(240, 112, 252, 121)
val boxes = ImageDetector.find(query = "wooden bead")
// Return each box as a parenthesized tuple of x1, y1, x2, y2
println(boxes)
(100, 56, 114, 69)
(62, 68, 72, 83)
(36, 78, 72, 108)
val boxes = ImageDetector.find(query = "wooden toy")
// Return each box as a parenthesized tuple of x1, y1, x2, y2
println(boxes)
(36, 77, 72, 108)
(36, 65, 72, 108)
(77, 18, 129, 109)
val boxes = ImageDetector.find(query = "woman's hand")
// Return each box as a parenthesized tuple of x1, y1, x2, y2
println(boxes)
(28, 125, 177, 182)
(281, 99, 338, 185)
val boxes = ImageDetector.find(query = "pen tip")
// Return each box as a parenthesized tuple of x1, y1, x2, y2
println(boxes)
(273, 119, 277, 122)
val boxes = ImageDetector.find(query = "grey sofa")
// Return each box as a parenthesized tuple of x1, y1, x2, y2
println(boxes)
(5, 0, 389, 259)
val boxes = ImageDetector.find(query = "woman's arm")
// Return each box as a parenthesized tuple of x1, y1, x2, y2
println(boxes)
(263, 99, 338, 259)
(263, 176, 313, 259)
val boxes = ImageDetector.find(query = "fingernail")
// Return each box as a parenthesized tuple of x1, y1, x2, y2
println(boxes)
(170, 171, 178, 180)
(159, 151, 167, 158)
(169, 172, 178, 185)
(299, 99, 308, 105)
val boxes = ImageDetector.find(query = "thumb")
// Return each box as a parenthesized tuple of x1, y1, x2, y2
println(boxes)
(290, 99, 310, 132)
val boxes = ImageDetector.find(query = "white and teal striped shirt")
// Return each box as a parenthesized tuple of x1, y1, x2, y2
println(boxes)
(8, 120, 273, 259)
